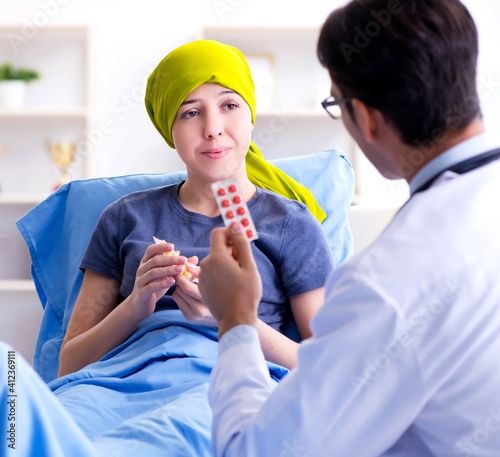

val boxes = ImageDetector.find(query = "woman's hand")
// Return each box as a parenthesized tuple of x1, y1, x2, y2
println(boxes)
(173, 257, 217, 327)
(128, 242, 186, 320)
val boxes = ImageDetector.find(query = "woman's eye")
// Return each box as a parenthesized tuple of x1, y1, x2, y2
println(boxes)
(224, 102, 238, 111)
(181, 110, 199, 119)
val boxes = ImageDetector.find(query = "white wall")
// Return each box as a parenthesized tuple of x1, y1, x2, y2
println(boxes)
(1, 0, 499, 193)
(1, 0, 346, 179)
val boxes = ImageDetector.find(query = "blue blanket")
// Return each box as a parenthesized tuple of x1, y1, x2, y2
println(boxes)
(1, 311, 287, 456)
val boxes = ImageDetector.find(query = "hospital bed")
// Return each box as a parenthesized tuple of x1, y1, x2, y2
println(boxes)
(7, 149, 356, 456)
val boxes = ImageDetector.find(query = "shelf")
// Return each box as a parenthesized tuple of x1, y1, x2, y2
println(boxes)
(202, 26, 320, 43)
(0, 108, 89, 119)
(256, 107, 330, 118)
(0, 24, 93, 194)
(0, 280, 36, 292)
(200, 25, 325, 104)
(0, 24, 88, 37)
(0, 193, 48, 205)
(0, 25, 91, 109)
(0, 23, 93, 296)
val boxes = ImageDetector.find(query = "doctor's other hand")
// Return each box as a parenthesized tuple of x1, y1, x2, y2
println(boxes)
(199, 223, 261, 338)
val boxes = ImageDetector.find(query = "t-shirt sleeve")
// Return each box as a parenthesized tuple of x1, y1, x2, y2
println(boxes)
(279, 206, 334, 297)
(80, 201, 123, 283)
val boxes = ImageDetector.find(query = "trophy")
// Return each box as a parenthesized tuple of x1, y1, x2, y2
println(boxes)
(47, 141, 77, 190)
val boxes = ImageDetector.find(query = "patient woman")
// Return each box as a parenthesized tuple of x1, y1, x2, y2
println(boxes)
(58, 40, 333, 377)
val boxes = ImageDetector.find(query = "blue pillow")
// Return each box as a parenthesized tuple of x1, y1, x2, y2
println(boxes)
(16, 149, 354, 381)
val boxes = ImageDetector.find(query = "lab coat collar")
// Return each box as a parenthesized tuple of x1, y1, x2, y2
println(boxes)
(409, 131, 500, 195)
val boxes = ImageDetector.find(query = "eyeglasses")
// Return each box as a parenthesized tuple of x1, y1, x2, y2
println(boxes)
(321, 96, 353, 120)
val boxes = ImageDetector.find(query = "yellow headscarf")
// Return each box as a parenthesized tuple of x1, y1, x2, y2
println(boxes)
(145, 39, 326, 223)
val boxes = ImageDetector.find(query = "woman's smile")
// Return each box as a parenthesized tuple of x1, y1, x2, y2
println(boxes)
(201, 146, 231, 159)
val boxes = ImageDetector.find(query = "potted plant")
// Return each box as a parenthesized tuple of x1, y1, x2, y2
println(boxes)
(0, 63, 40, 109)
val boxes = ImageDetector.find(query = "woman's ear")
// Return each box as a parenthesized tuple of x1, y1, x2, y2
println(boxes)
(350, 99, 382, 144)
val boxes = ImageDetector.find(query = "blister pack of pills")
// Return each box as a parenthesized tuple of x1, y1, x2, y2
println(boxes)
(211, 178, 258, 241)
(152, 236, 198, 283)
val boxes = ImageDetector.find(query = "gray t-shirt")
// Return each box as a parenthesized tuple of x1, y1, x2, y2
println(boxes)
(81, 183, 333, 332)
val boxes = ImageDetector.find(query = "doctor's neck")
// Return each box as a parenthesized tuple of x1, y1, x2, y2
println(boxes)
(431, 117, 485, 156)
(399, 117, 485, 182)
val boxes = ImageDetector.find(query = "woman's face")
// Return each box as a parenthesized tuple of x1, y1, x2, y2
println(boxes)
(171, 83, 254, 182)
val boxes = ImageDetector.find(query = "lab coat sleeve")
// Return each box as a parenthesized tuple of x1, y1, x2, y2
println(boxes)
(208, 268, 429, 457)
(209, 326, 275, 457)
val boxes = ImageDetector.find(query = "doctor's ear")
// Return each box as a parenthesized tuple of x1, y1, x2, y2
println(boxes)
(350, 99, 384, 144)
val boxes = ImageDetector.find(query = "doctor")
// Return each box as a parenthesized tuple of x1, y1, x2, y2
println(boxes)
(198, 0, 500, 456)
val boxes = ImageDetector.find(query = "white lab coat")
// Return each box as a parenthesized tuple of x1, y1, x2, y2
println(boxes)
(209, 142, 500, 456)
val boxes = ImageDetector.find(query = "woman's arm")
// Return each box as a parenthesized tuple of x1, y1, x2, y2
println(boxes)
(255, 287, 325, 369)
(174, 274, 324, 370)
(59, 271, 129, 376)
(289, 286, 325, 340)
(58, 242, 182, 377)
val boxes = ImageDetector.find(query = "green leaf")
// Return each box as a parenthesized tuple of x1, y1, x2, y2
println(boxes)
(0, 63, 40, 82)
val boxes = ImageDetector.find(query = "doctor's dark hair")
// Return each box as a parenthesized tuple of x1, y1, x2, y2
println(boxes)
(317, 0, 481, 146)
